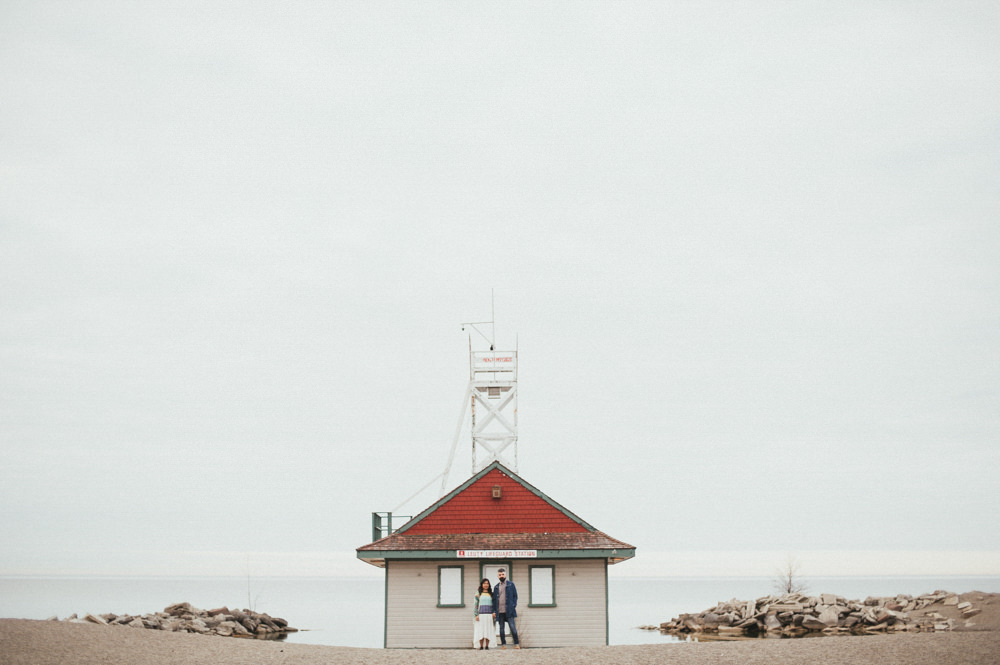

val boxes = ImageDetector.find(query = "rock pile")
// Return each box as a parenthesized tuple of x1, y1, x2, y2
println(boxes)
(651, 591, 981, 637)
(57, 602, 297, 639)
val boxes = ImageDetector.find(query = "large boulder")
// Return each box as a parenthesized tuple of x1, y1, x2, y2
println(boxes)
(230, 621, 251, 636)
(216, 621, 237, 637)
(187, 619, 211, 634)
(802, 616, 829, 631)
(818, 606, 841, 627)
(764, 613, 783, 632)
(164, 602, 195, 617)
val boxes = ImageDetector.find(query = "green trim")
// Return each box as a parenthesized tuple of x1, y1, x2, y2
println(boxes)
(394, 461, 596, 535)
(603, 559, 609, 646)
(383, 561, 388, 648)
(436, 565, 465, 608)
(358, 548, 635, 561)
(527, 565, 556, 607)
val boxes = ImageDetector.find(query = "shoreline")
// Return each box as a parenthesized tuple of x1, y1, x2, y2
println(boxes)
(4, 579, 998, 650)
(2, 619, 999, 665)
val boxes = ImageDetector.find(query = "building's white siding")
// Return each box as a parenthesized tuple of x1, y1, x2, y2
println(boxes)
(384, 559, 476, 648)
(384, 558, 607, 648)
(516, 558, 607, 647)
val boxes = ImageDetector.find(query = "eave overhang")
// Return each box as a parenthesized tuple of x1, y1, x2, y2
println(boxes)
(357, 547, 636, 568)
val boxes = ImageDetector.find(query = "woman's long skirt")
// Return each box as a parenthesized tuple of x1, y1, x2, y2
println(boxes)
(473, 613, 496, 646)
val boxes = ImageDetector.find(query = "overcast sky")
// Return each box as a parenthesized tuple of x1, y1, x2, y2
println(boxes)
(2, 2, 998, 580)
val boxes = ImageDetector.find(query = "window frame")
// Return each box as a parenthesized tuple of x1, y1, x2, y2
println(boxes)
(437, 565, 465, 608)
(528, 564, 556, 607)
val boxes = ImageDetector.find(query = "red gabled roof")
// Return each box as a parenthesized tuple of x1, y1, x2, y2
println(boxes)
(400, 467, 589, 535)
(357, 462, 636, 566)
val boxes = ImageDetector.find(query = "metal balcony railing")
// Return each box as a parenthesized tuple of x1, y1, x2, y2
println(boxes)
(371, 512, 411, 542)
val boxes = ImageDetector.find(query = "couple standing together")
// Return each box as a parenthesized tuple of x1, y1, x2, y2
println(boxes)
(473, 567, 519, 650)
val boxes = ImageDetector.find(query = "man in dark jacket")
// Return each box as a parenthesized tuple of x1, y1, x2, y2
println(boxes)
(492, 568, 520, 649)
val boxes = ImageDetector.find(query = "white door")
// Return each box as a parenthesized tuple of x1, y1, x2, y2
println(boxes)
(480, 562, 512, 591)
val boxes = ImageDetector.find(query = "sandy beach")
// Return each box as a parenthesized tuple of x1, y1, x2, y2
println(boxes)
(1, 618, 998, 665)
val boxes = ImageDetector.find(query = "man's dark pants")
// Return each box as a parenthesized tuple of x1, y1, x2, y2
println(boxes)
(497, 613, 519, 645)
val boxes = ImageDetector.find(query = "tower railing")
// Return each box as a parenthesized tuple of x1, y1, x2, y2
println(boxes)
(371, 512, 411, 542)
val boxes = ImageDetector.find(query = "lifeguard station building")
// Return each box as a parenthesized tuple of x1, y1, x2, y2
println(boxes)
(356, 461, 635, 648)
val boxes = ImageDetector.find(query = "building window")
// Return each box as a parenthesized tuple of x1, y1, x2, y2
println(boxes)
(528, 565, 556, 607)
(438, 566, 464, 607)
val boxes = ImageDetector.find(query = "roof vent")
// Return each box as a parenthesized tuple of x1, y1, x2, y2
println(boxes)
(491, 485, 502, 499)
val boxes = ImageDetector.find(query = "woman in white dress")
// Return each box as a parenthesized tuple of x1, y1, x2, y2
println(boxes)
(473, 577, 496, 649)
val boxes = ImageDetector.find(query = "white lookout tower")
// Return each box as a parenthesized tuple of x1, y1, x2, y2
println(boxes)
(439, 310, 518, 495)
(467, 342, 518, 473)
(383, 300, 519, 522)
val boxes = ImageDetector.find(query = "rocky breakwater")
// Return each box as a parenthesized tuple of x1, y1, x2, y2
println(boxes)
(653, 591, 984, 637)
(60, 602, 297, 639)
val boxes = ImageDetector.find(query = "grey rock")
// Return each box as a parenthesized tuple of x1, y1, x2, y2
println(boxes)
(801, 616, 828, 630)
(164, 602, 194, 617)
(231, 622, 251, 636)
(818, 607, 840, 626)
(771, 602, 803, 612)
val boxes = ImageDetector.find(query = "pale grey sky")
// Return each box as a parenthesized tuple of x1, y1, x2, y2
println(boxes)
(2, 2, 998, 579)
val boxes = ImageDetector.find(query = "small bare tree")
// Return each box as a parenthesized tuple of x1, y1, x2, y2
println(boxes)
(246, 554, 263, 612)
(773, 555, 807, 595)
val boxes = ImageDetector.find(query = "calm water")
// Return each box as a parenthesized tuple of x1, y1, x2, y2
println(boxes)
(2, 575, 998, 647)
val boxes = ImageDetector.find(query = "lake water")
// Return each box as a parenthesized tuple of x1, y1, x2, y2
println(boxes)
(2, 575, 997, 647)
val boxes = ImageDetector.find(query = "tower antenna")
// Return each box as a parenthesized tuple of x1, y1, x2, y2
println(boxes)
(460, 289, 496, 350)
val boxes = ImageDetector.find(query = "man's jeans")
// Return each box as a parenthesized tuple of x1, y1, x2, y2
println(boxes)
(497, 613, 519, 645)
